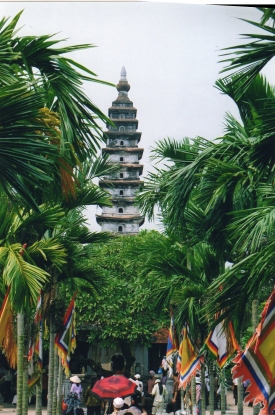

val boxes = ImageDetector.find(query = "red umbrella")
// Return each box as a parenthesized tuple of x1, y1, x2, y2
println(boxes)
(92, 375, 137, 399)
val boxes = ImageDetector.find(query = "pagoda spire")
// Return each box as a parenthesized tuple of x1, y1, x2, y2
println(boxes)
(120, 66, 127, 80)
(96, 69, 144, 235)
(116, 66, 130, 100)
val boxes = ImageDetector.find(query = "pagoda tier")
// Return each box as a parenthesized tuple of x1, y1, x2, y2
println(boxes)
(105, 131, 142, 145)
(96, 67, 144, 235)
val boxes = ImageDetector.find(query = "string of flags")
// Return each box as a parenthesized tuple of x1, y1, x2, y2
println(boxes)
(0, 287, 77, 382)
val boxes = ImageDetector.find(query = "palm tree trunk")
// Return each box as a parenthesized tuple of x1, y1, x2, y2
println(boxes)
(36, 295, 43, 415)
(237, 377, 243, 415)
(201, 364, 206, 415)
(22, 356, 29, 415)
(47, 312, 56, 415)
(16, 313, 24, 415)
(191, 376, 196, 415)
(52, 350, 59, 415)
(56, 356, 64, 415)
(184, 384, 190, 415)
(252, 298, 260, 415)
(36, 378, 42, 415)
(22, 321, 30, 415)
(220, 368, 226, 415)
(209, 362, 214, 415)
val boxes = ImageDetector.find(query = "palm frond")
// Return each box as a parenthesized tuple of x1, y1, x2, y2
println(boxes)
(0, 243, 49, 312)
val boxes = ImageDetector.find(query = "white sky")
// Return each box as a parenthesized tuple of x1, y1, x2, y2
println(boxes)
(2, 3, 275, 231)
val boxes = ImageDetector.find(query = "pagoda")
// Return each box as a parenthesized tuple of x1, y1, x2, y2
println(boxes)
(96, 67, 144, 234)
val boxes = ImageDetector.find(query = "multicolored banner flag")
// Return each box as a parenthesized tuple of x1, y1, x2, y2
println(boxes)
(0, 286, 17, 368)
(55, 294, 77, 377)
(232, 289, 275, 415)
(176, 325, 202, 388)
(204, 320, 239, 368)
(166, 316, 179, 377)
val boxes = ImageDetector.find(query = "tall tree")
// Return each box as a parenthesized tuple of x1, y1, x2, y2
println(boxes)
(77, 231, 169, 375)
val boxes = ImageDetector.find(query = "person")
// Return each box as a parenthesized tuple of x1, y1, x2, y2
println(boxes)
(112, 397, 126, 415)
(104, 356, 130, 414)
(204, 372, 210, 407)
(141, 397, 153, 415)
(131, 374, 143, 407)
(147, 371, 155, 396)
(151, 379, 168, 415)
(70, 375, 83, 401)
(111, 355, 125, 374)
(170, 372, 181, 414)
(232, 377, 238, 405)
(85, 376, 102, 415)
(63, 391, 82, 415)
(133, 374, 143, 396)
(160, 358, 169, 385)
(195, 377, 201, 415)
(213, 373, 219, 410)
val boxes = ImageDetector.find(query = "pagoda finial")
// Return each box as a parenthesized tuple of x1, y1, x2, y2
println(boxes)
(120, 66, 127, 81)
(116, 66, 130, 96)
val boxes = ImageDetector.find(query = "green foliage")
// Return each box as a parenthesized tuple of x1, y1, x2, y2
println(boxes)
(76, 231, 170, 347)
(0, 10, 114, 210)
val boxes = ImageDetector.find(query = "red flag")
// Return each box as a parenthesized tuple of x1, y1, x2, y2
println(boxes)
(232, 288, 275, 415)
(55, 294, 77, 377)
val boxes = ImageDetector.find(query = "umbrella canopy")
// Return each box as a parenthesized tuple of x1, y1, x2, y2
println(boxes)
(92, 375, 137, 399)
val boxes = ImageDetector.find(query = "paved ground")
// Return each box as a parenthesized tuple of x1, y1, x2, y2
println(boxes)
(0, 391, 254, 414)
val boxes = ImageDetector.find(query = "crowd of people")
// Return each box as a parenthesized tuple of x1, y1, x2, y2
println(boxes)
(62, 354, 175, 415)
(62, 356, 251, 415)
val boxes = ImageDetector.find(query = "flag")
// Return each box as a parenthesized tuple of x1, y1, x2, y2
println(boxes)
(0, 286, 17, 368)
(204, 319, 239, 368)
(0, 286, 12, 347)
(166, 316, 179, 377)
(232, 289, 275, 415)
(55, 295, 77, 377)
(28, 370, 41, 392)
(176, 325, 202, 389)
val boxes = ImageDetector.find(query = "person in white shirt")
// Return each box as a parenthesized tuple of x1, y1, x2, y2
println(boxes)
(151, 379, 168, 415)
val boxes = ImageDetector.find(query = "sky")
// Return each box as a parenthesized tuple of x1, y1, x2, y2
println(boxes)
(2, 2, 275, 232)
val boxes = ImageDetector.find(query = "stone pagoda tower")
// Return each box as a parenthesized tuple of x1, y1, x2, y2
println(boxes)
(96, 67, 144, 234)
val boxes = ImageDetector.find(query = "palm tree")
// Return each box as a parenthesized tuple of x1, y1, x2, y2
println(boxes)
(0, 194, 68, 415)
(0, 12, 119, 414)
(137, 71, 275, 330)
(0, 11, 115, 210)
(219, 7, 275, 101)
(134, 232, 224, 415)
